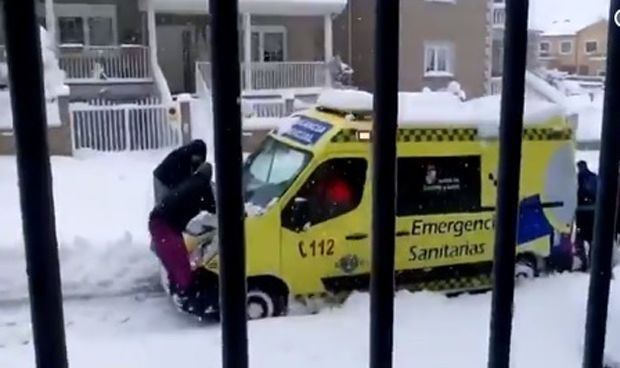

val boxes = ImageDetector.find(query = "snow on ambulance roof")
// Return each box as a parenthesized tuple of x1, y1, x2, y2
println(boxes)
(316, 89, 565, 128)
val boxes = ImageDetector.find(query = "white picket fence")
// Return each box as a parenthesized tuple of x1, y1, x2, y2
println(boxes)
(70, 98, 181, 152)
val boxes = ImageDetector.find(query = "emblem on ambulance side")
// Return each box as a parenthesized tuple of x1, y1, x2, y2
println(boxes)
(337, 255, 360, 274)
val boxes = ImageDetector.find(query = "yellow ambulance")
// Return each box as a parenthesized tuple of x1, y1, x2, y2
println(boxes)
(182, 90, 578, 320)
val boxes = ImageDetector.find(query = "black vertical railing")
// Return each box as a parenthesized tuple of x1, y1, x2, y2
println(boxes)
(2, 1, 68, 368)
(369, 1, 399, 368)
(208, 0, 249, 368)
(7, 0, 620, 367)
(582, 2, 620, 367)
(487, 0, 530, 367)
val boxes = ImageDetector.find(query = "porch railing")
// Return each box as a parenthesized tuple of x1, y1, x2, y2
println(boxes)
(58, 45, 151, 82)
(197, 61, 328, 91)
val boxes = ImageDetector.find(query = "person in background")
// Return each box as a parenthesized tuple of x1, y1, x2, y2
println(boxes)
(575, 160, 598, 270)
(149, 162, 216, 313)
(153, 139, 207, 204)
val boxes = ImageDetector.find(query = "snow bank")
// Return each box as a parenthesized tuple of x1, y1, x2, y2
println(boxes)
(40, 26, 69, 99)
(317, 89, 373, 112)
(0, 91, 62, 129)
(3, 272, 620, 368)
(0, 151, 167, 300)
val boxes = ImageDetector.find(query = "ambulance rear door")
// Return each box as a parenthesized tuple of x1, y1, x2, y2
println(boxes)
(394, 154, 495, 278)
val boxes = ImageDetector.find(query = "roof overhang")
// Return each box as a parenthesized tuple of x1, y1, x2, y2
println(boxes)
(146, 0, 347, 16)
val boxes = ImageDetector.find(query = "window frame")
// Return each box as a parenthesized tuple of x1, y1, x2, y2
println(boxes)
(559, 40, 573, 55)
(55, 4, 118, 46)
(424, 41, 454, 77)
(585, 40, 599, 55)
(539, 41, 551, 57)
(249, 25, 288, 63)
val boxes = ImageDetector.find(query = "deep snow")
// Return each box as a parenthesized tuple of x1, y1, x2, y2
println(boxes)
(0, 151, 167, 301)
(2, 274, 620, 368)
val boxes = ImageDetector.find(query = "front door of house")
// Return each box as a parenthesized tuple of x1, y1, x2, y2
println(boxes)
(156, 24, 195, 93)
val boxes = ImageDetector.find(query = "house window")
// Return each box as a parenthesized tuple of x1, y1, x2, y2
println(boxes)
(585, 41, 598, 54)
(249, 26, 287, 62)
(58, 17, 85, 44)
(539, 41, 550, 57)
(560, 40, 573, 55)
(424, 42, 454, 76)
(55, 4, 117, 46)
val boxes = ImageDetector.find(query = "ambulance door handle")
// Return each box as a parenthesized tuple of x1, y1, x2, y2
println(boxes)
(395, 231, 410, 237)
(346, 233, 368, 240)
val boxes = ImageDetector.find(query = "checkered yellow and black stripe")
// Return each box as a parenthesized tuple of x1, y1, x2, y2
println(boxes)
(522, 128, 573, 141)
(407, 274, 493, 293)
(330, 127, 573, 143)
(398, 128, 477, 142)
(331, 129, 359, 143)
(331, 128, 478, 143)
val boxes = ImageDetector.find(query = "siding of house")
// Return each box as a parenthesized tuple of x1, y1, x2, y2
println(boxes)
(539, 35, 578, 73)
(539, 20, 609, 76)
(335, 0, 488, 98)
(575, 20, 608, 76)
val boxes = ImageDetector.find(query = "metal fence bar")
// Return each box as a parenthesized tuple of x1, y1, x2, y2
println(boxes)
(487, 0, 530, 367)
(582, 2, 620, 367)
(2, 1, 68, 367)
(369, 0, 399, 367)
(209, 0, 249, 368)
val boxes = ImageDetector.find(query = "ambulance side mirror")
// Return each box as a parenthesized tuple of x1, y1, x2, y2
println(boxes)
(291, 197, 310, 232)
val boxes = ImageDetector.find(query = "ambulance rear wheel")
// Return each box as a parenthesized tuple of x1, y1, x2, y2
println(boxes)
(246, 278, 288, 320)
(515, 254, 538, 279)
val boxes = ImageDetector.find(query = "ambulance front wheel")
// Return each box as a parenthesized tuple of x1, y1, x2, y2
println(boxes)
(246, 277, 289, 320)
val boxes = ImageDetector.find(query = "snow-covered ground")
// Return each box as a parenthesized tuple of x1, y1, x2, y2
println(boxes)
(0, 151, 167, 301)
(2, 274, 620, 368)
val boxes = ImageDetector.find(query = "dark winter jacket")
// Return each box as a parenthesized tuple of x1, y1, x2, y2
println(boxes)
(153, 140, 207, 189)
(150, 163, 216, 232)
(577, 167, 598, 207)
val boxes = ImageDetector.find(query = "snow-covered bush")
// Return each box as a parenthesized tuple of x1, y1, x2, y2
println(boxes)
(40, 26, 69, 99)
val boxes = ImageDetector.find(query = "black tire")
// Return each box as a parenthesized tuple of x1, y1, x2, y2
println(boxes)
(515, 254, 538, 279)
(246, 279, 288, 320)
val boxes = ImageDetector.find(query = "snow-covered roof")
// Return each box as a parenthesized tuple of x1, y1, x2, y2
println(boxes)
(529, 0, 609, 35)
(149, 0, 347, 16)
(541, 19, 583, 36)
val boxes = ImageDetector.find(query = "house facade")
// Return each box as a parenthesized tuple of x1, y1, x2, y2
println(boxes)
(489, 0, 542, 95)
(0, 0, 344, 101)
(538, 19, 608, 76)
(333, 0, 491, 98)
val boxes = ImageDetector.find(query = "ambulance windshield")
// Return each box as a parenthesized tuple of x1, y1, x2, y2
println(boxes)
(243, 137, 311, 208)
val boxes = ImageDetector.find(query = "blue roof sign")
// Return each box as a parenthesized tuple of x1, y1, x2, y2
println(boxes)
(281, 117, 332, 145)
